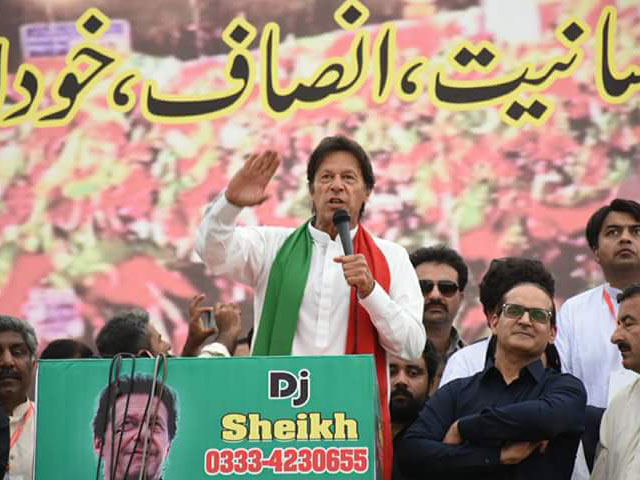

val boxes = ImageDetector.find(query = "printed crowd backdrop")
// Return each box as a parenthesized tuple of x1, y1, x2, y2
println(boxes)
(0, 0, 639, 352)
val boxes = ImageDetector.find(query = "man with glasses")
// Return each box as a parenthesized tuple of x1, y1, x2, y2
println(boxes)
(410, 246, 467, 392)
(441, 257, 559, 387)
(397, 267, 587, 480)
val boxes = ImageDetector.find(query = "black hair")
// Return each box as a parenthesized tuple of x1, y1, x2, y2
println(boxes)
(423, 339, 440, 389)
(307, 136, 375, 191)
(96, 310, 152, 357)
(40, 339, 95, 359)
(409, 245, 469, 290)
(480, 258, 555, 314)
(92, 374, 178, 441)
(617, 283, 640, 304)
(307, 136, 375, 218)
(480, 257, 556, 325)
(585, 198, 640, 251)
(545, 343, 562, 372)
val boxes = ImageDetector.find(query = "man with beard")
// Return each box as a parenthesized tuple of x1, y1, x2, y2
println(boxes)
(0, 315, 37, 480)
(92, 374, 178, 480)
(390, 341, 439, 479)
(409, 246, 467, 393)
(390, 340, 439, 437)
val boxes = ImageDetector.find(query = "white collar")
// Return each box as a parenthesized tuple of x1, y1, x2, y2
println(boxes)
(9, 399, 33, 421)
(307, 221, 358, 246)
(604, 282, 622, 297)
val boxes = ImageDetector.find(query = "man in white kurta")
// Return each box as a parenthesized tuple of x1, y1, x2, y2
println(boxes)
(555, 199, 640, 408)
(196, 138, 425, 480)
(591, 284, 640, 480)
(555, 283, 623, 408)
(195, 140, 425, 361)
(0, 316, 37, 480)
(7, 399, 34, 480)
(196, 194, 425, 359)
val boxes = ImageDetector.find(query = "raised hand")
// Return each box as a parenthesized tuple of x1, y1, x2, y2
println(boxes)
(182, 294, 217, 356)
(214, 302, 242, 354)
(225, 150, 280, 207)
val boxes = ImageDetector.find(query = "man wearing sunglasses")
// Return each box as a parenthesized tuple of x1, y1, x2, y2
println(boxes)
(397, 269, 587, 480)
(410, 246, 468, 392)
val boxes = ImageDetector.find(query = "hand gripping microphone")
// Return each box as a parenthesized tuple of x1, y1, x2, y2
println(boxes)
(332, 209, 353, 255)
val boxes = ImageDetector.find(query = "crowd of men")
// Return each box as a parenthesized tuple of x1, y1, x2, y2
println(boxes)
(0, 135, 639, 480)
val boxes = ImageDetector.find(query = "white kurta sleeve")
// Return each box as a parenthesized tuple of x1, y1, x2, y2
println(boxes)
(590, 414, 611, 480)
(358, 242, 425, 360)
(195, 193, 284, 287)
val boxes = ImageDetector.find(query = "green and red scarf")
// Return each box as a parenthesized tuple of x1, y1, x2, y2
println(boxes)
(253, 221, 393, 480)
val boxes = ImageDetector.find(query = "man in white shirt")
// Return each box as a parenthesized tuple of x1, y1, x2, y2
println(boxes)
(195, 137, 425, 358)
(591, 283, 640, 479)
(555, 199, 640, 408)
(195, 136, 425, 480)
(0, 316, 37, 480)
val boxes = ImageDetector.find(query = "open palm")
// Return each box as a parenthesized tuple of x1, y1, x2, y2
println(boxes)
(226, 150, 280, 207)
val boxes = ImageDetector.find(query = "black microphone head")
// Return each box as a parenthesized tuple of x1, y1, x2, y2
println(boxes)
(332, 209, 351, 226)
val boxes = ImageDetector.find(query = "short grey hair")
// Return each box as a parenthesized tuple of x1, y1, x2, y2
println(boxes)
(0, 315, 38, 356)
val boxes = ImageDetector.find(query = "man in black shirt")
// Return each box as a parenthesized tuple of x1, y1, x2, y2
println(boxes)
(397, 272, 587, 479)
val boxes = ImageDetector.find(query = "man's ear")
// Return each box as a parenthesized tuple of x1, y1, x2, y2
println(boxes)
(489, 313, 500, 335)
(363, 189, 372, 207)
(548, 324, 557, 343)
(593, 247, 602, 265)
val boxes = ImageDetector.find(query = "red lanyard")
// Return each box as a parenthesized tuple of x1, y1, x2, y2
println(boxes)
(602, 288, 616, 322)
(10, 403, 34, 449)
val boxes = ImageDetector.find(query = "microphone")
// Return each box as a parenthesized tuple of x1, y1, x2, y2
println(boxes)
(332, 209, 353, 255)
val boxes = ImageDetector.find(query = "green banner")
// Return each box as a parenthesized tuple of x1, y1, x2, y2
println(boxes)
(35, 355, 381, 479)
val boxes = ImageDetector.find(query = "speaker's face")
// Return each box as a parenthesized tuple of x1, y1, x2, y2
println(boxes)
(310, 151, 370, 235)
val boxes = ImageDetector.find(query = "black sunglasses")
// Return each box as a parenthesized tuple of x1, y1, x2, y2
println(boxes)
(419, 280, 459, 297)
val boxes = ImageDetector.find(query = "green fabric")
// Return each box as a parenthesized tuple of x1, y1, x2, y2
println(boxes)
(252, 221, 313, 355)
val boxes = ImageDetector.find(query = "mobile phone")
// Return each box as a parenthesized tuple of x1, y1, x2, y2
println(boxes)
(201, 310, 217, 331)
